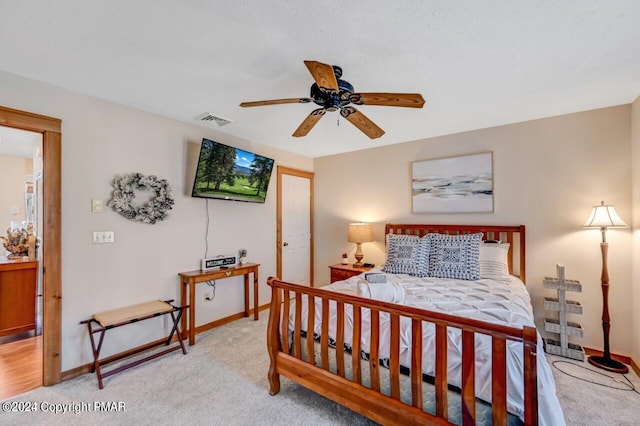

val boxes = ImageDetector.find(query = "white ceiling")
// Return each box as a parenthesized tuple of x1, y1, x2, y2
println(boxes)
(0, 126, 40, 158)
(1, 1, 639, 158)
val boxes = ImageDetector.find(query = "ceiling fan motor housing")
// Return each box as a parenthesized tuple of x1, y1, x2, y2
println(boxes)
(310, 78, 354, 111)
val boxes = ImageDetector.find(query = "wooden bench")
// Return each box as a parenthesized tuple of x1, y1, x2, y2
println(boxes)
(81, 299, 188, 389)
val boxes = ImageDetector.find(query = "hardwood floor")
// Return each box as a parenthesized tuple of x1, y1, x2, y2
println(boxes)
(0, 335, 42, 400)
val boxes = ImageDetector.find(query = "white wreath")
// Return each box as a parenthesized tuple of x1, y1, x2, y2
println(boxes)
(108, 173, 174, 224)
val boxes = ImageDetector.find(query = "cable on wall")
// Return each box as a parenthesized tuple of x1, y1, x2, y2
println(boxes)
(205, 280, 216, 300)
(204, 198, 211, 258)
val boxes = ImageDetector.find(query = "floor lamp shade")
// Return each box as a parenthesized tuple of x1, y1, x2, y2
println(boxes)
(348, 223, 373, 267)
(583, 201, 628, 231)
(582, 201, 629, 373)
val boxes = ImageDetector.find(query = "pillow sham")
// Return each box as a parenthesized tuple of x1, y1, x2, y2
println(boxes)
(479, 241, 510, 282)
(382, 233, 430, 277)
(428, 232, 482, 280)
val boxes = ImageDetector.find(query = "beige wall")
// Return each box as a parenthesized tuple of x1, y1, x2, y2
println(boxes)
(314, 106, 633, 356)
(632, 95, 640, 364)
(0, 70, 313, 370)
(2, 65, 637, 370)
(0, 155, 30, 242)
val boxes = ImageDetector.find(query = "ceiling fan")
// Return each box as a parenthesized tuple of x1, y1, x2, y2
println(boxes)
(239, 60, 425, 139)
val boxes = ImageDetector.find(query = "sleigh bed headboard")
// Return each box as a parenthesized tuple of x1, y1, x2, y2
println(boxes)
(384, 224, 526, 284)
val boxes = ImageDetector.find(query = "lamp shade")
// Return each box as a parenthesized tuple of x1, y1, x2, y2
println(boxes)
(348, 222, 373, 243)
(582, 201, 628, 229)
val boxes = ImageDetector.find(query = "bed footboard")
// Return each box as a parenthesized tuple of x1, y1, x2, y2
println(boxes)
(266, 277, 539, 426)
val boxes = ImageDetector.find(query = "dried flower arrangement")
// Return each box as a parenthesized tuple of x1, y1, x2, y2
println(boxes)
(1, 224, 35, 258)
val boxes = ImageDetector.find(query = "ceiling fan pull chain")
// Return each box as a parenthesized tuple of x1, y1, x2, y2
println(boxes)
(337, 117, 340, 127)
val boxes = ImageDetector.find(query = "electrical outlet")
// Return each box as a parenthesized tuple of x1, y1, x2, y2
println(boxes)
(204, 291, 213, 301)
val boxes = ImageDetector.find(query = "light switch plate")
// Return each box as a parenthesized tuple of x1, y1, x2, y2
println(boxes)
(92, 231, 115, 244)
(91, 199, 103, 213)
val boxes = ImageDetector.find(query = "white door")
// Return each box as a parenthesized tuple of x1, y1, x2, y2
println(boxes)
(280, 170, 312, 286)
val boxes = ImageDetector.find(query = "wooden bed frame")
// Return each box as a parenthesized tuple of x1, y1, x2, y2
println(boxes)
(267, 224, 537, 425)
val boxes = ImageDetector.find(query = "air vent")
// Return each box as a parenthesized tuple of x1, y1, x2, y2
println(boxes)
(197, 112, 233, 127)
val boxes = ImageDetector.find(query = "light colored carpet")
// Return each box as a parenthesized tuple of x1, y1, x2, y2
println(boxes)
(548, 355, 640, 425)
(1, 314, 638, 425)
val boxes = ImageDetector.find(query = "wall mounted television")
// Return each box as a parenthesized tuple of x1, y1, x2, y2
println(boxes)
(192, 138, 275, 203)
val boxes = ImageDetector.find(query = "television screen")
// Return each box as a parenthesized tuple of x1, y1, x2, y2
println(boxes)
(192, 139, 275, 203)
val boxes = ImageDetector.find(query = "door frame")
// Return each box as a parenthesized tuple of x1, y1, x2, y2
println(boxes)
(276, 166, 314, 286)
(0, 105, 62, 386)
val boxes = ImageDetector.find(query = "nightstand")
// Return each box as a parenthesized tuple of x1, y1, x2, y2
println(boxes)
(329, 264, 373, 283)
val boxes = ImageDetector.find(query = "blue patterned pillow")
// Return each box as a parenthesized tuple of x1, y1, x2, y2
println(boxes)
(382, 233, 430, 277)
(428, 233, 482, 280)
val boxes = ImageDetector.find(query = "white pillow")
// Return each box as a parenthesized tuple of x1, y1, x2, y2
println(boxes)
(479, 242, 510, 281)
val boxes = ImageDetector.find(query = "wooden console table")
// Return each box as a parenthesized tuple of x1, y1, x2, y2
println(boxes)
(0, 259, 38, 337)
(179, 262, 260, 345)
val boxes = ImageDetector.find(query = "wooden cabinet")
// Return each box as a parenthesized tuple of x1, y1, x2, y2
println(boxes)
(0, 259, 38, 337)
(329, 264, 373, 283)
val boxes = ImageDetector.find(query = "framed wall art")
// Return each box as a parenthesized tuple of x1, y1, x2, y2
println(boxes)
(411, 151, 493, 213)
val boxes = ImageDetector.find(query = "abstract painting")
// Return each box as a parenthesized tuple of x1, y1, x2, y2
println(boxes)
(411, 152, 493, 213)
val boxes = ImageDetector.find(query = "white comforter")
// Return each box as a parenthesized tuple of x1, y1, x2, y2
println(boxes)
(293, 271, 565, 426)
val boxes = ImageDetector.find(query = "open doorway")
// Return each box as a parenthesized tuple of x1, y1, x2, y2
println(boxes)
(0, 127, 43, 330)
(0, 126, 43, 399)
(0, 106, 61, 396)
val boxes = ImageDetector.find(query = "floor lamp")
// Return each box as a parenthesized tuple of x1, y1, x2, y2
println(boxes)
(582, 201, 629, 373)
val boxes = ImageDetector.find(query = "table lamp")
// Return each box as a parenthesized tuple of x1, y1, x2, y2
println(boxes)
(582, 201, 629, 373)
(348, 222, 373, 267)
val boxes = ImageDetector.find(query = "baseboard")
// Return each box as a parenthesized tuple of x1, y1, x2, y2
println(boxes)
(61, 335, 184, 382)
(61, 363, 91, 381)
(195, 302, 270, 334)
(583, 346, 631, 366)
(61, 304, 270, 383)
(631, 357, 640, 377)
(195, 313, 243, 333)
(578, 348, 640, 377)
(54, 321, 640, 384)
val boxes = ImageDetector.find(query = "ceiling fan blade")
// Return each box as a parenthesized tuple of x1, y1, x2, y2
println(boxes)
(340, 106, 385, 139)
(304, 60, 339, 92)
(349, 92, 425, 108)
(292, 108, 326, 137)
(239, 98, 312, 107)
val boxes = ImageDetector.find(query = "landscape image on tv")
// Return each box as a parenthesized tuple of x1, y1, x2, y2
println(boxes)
(192, 139, 275, 203)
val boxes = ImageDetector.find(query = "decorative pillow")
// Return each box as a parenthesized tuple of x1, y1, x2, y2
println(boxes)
(382, 233, 430, 277)
(479, 242, 510, 282)
(428, 233, 482, 280)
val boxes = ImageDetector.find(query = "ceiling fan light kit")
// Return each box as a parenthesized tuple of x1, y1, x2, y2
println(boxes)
(240, 60, 425, 139)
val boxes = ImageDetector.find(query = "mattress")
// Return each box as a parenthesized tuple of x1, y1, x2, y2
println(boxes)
(288, 272, 565, 426)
